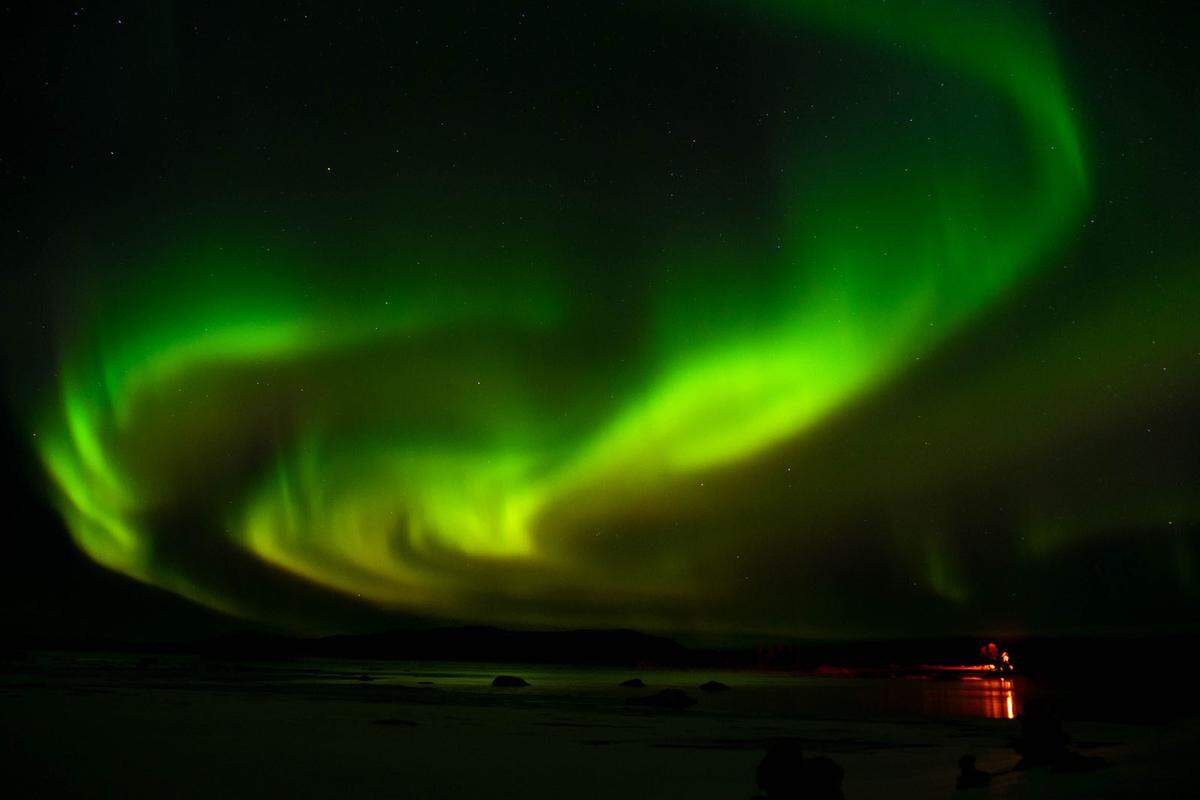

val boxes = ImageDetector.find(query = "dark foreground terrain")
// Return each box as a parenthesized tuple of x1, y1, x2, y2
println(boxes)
(3, 650, 1198, 798)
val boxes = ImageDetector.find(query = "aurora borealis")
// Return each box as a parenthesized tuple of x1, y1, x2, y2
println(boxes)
(4, 0, 1198, 638)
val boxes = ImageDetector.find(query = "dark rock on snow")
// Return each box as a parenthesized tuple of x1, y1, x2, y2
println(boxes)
(1010, 701, 1108, 773)
(756, 741, 844, 799)
(491, 675, 530, 687)
(955, 755, 991, 789)
(627, 688, 697, 709)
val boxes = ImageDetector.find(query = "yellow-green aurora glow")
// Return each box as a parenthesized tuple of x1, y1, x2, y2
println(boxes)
(31, 0, 1112, 632)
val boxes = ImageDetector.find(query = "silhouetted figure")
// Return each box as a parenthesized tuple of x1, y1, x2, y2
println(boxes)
(756, 741, 844, 799)
(955, 755, 991, 789)
(627, 688, 696, 709)
(619, 678, 645, 688)
(491, 675, 529, 687)
(699, 680, 730, 692)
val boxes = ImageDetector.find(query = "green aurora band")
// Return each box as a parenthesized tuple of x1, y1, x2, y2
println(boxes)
(33, 0, 1096, 631)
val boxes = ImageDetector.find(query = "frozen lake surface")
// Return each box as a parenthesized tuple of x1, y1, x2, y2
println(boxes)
(3, 652, 1196, 798)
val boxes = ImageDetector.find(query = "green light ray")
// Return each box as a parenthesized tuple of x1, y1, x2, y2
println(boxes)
(32, 0, 1093, 627)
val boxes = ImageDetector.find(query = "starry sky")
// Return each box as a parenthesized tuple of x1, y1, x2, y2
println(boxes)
(2, 0, 1198, 641)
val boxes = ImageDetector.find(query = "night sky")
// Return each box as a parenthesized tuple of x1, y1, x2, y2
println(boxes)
(3, 1, 1198, 642)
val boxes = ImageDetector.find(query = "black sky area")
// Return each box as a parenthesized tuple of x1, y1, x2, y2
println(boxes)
(2, 1, 1198, 644)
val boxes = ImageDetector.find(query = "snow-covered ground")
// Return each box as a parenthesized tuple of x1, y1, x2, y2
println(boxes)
(3, 653, 1195, 798)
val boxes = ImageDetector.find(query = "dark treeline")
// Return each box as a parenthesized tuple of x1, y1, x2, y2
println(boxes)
(6, 627, 1196, 679)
